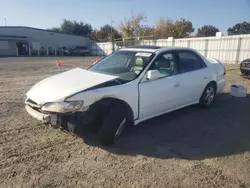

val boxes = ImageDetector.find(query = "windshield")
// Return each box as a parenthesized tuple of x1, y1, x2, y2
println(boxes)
(88, 50, 154, 82)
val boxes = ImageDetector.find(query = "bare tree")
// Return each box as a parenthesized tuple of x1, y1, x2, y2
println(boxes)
(120, 13, 147, 39)
(154, 18, 175, 39)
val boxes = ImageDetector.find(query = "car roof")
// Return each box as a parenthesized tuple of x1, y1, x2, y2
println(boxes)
(126, 45, 162, 49)
(119, 45, 196, 54)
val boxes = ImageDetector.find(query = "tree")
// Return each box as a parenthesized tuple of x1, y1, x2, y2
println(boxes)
(197, 25, 219, 37)
(139, 25, 154, 38)
(96, 24, 122, 42)
(60, 19, 75, 34)
(172, 18, 194, 38)
(227, 22, 250, 35)
(153, 18, 194, 39)
(72, 21, 93, 36)
(48, 19, 93, 36)
(154, 18, 175, 39)
(90, 29, 99, 41)
(120, 13, 147, 38)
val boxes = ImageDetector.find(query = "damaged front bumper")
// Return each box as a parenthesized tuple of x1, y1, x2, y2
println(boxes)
(25, 105, 50, 123)
(25, 104, 79, 133)
(25, 98, 100, 133)
(25, 102, 85, 133)
(25, 105, 59, 125)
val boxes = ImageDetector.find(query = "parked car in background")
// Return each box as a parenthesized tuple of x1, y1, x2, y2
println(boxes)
(65, 46, 90, 56)
(240, 58, 250, 76)
(25, 46, 226, 146)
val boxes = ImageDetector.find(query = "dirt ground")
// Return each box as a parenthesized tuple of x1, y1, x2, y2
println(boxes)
(0, 57, 249, 188)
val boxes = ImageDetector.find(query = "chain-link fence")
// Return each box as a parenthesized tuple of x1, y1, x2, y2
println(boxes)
(91, 34, 250, 64)
(91, 36, 157, 56)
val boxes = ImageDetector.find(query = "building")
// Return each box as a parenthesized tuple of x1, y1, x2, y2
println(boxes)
(0, 26, 91, 56)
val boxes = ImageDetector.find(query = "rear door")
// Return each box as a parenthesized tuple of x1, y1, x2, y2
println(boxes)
(177, 50, 210, 104)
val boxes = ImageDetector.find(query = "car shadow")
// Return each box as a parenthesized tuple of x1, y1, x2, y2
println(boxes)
(73, 92, 250, 160)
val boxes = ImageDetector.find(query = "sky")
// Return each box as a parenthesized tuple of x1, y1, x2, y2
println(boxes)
(0, 0, 249, 34)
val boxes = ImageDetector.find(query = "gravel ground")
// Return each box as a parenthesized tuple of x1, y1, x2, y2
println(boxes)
(0, 57, 249, 188)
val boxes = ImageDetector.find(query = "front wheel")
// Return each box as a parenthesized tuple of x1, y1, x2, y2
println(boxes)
(97, 104, 127, 145)
(199, 83, 216, 107)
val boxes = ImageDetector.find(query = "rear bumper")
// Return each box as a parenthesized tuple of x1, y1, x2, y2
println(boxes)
(25, 105, 51, 123)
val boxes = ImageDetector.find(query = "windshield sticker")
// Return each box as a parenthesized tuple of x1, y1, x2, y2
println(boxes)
(135, 52, 152, 57)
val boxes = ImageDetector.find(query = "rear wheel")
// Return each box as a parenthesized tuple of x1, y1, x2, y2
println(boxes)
(97, 103, 127, 145)
(199, 83, 216, 107)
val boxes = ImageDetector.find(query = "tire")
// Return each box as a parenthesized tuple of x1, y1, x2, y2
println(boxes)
(97, 104, 127, 145)
(84, 114, 102, 133)
(84, 104, 108, 133)
(199, 82, 216, 108)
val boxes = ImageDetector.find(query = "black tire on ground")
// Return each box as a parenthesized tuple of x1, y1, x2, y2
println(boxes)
(85, 116, 102, 133)
(97, 103, 127, 145)
(199, 82, 216, 108)
(85, 105, 108, 133)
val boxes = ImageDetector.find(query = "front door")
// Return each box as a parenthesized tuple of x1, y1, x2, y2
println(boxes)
(139, 52, 182, 120)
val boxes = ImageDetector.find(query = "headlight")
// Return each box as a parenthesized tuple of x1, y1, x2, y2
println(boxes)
(41, 101, 83, 113)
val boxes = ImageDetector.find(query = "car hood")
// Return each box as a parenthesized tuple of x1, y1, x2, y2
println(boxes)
(26, 67, 118, 105)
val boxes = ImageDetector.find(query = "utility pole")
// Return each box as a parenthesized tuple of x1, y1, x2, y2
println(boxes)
(111, 17, 115, 52)
(4, 18, 7, 26)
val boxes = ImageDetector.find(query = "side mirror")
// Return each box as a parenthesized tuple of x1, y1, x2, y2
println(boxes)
(146, 70, 162, 81)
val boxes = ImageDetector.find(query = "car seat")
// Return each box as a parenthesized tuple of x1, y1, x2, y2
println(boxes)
(131, 57, 144, 74)
(156, 57, 172, 76)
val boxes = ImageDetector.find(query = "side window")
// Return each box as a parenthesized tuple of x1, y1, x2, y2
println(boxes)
(149, 52, 178, 77)
(178, 51, 206, 73)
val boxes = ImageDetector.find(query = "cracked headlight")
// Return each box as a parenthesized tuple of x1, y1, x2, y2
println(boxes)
(41, 101, 83, 113)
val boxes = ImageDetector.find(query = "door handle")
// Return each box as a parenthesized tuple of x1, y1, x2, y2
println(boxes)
(174, 83, 180, 87)
(204, 76, 208, 79)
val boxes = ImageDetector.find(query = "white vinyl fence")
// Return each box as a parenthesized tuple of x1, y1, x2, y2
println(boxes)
(91, 34, 250, 64)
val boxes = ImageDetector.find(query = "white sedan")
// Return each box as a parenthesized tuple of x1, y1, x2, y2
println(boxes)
(25, 46, 226, 145)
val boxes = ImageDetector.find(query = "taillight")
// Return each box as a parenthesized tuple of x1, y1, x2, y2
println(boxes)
(223, 66, 226, 75)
